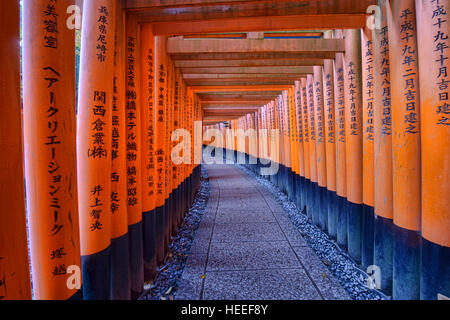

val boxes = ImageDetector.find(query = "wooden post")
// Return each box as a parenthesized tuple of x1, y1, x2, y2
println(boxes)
(314, 66, 328, 231)
(125, 13, 144, 299)
(110, 2, 130, 299)
(323, 59, 338, 240)
(76, 0, 116, 300)
(334, 29, 348, 249)
(0, 0, 32, 300)
(307, 74, 319, 223)
(140, 24, 157, 283)
(416, 0, 450, 300)
(388, 0, 421, 299)
(373, 0, 394, 295)
(361, 27, 375, 269)
(343, 29, 363, 264)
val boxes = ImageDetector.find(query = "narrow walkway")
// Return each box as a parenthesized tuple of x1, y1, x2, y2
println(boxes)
(176, 164, 349, 300)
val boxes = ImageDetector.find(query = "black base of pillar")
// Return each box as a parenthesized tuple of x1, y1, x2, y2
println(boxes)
(361, 204, 374, 269)
(110, 233, 131, 300)
(374, 215, 394, 296)
(143, 209, 157, 282)
(347, 202, 362, 264)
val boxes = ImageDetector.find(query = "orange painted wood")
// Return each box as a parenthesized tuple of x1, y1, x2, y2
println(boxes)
(0, 0, 31, 300)
(387, 0, 421, 231)
(323, 59, 337, 192)
(23, 0, 82, 299)
(314, 66, 327, 188)
(416, 0, 450, 246)
(343, 29, 363, 205)
(361, 27, 375, 207)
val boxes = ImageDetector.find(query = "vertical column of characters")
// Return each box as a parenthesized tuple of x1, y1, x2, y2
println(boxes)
(334, 30, 348, 249)
(76, 0, 116, 300)
(301, 78, 312, 215)
(294, 81, 306, 210)
(110, 2, 130, 300)
(416, 0, 450, 300)
(361, 27, 375, 269)
(343, 29, 364, 264)
(387, 0, 421, 299)
(289, 87, 299, 203)
(140, 24, 157, 283)
(154, 36, 167, 265)
(314, 66, 328, 231)
(307, 74, 318, 223)
(125, 13, 144, 299)
(323, 59, 338, 239)
(0, 0, 31, 300)
(173, 71, 181, 227)
(373, 0, 394, 295)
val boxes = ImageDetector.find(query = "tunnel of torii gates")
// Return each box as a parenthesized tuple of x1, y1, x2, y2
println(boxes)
(0, 0, 448, 301)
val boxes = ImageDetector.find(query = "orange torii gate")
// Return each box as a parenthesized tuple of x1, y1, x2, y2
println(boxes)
(0, 0, 449, 302)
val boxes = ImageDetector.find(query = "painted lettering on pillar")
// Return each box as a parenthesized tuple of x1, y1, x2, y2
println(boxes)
(296, 86, 304, 143)
(96, 6, 109, 63)
(315, 81, 324, 144)
(379, 26, 392, 136)
(146, 49, 155, 197)
(43, 65, 68, 275)
(111, 75, 120, 214)
(431, 0, 450, 126)
(173, 79, 180, 182)
(336, 66, 346, 143)
(399, 7, 420, 134)
(347, 61, 359, 136)
(302, 85, 309, 143)
(126, 37, 138, 207)
(309, 83, 316, 142)
(364, 38, 375, 141)
(156, 64, 166, 197)
(325, 73, 335, 144)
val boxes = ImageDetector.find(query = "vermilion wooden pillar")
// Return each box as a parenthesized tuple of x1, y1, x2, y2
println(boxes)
(334, 30, 348, 249)
(125, 13, 144, 300)
(140, 24, 157, 283)
(388, 0, 421, 299)
(301, 78, 312, 216)
(361, 27, 375, 269)
(154, 35, 168, 265)
(416, 0, 450, 301)
(323, 59, 338, 239)
(110, 2, 130, 300)
(23, 0, 82, 300)
(314, 66, 328, 231)
(0, 0, 31, 300)
(343, 29, 363, 264)
(307, 74, 319, 223)
(295, 80, 306, 210)
(373, 0, 394, 296)
(76, 0, 116, 300)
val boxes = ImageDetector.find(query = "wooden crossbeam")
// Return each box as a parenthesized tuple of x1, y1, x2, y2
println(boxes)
(175, 59, 324, 68)
(179, 66, 313, 74)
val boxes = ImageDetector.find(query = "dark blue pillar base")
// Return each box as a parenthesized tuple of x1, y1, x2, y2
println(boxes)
(420, 237, 450, 300)
(374, 215, 393, 296)
(337, 195, 348, 249)
(362, 204, 374, 269)
(311, 183, 320, 227)
(392, 224, 421, 300)
(155, 205, 165, 265)
(347, 201, 362, 264)
(110, 233, 131, 300)
(163, 198, 170, 255)
(318, 186, 328, 232)
(128, 221, 144, 300)
(81, 246, 111, 300)
(143, 209, 157, 282)
(327, 190, 338, 240)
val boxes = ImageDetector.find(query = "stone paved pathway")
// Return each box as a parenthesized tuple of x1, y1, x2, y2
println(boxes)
(175, 164, 350, 300)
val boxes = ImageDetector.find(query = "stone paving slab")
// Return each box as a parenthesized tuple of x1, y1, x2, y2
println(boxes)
(177, 164, 350, 300)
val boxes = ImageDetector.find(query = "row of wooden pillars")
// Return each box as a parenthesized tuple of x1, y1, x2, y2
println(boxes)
(204, 0, 449, 300)
(1, 0, 201, 300)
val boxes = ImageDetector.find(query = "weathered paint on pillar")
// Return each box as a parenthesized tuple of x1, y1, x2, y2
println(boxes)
(388, 0, 421, 299)
(23, 0, 82, 300)
(76, 0, 116, 300)
(110, 2, 130, 300)
(416, 0, 450, 300)
(0, 0, 32, 300)
(140, 24, 157, 283)
(343, 29, 363, 263)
